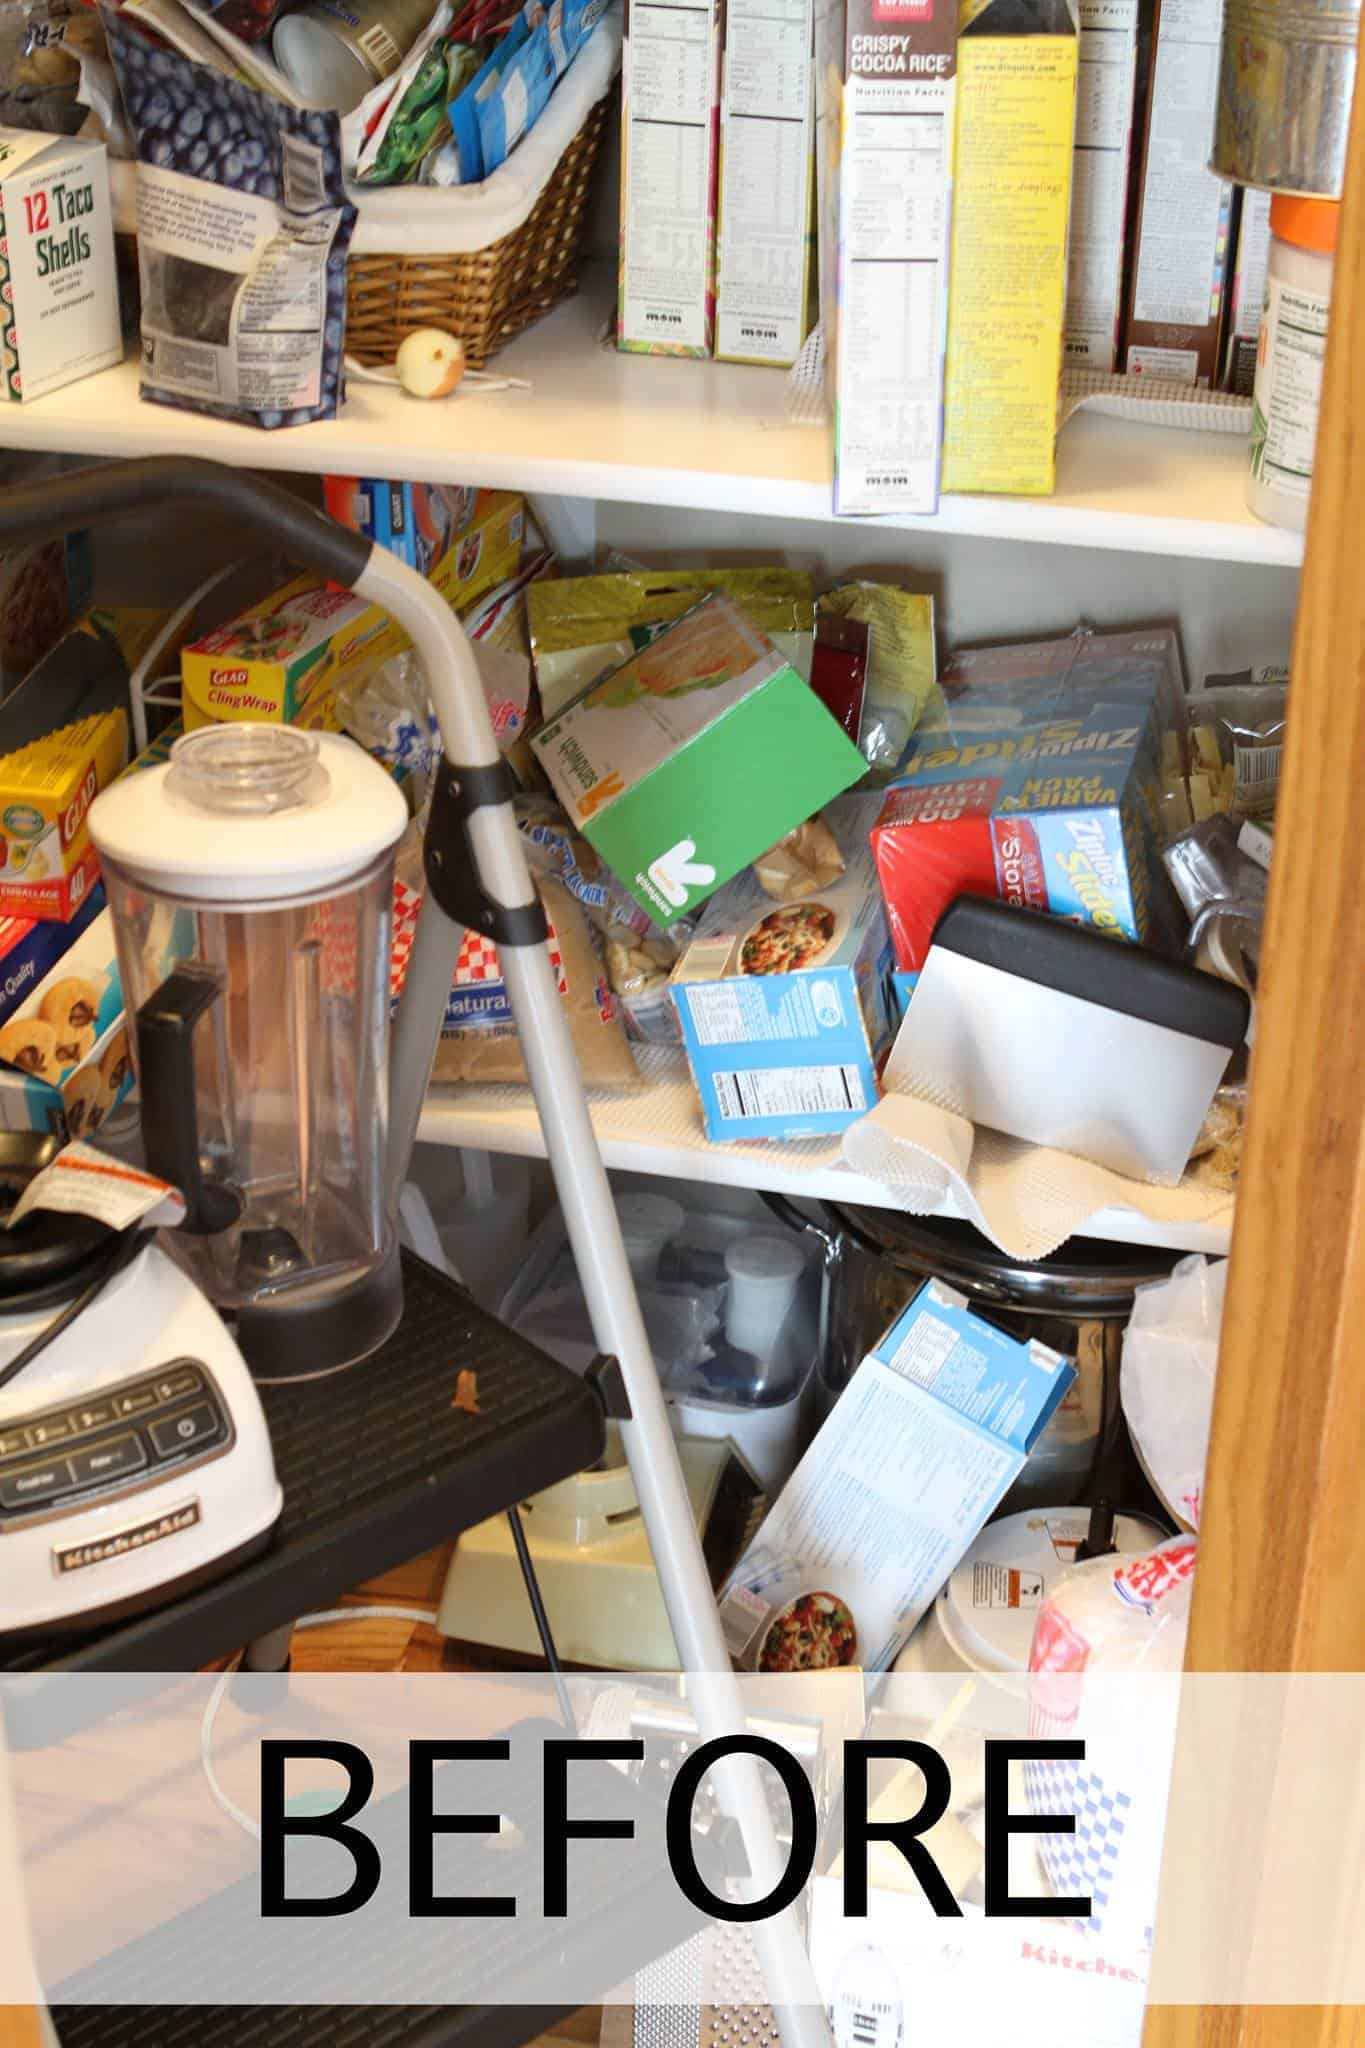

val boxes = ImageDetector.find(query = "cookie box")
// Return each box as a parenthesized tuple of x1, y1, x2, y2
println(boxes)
(0, 905, 129, 1138)
(531, 592, 866, 927)
(0, 882, 106, 1032)
(671, 794, 896, 1142)
(181, 490, 524, 730)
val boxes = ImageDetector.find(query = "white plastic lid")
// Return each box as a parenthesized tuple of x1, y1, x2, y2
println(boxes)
(724, 1235, 805, 1288)
(90, 727, 408, 903)
(936, 1507, 1168, 1674)
(615, 1193, 685, 1248)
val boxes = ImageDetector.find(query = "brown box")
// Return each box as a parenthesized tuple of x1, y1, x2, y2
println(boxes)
(1120, 0, 1233, 388)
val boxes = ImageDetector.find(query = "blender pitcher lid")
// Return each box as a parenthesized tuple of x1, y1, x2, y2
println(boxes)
(89, 726, 408, 901)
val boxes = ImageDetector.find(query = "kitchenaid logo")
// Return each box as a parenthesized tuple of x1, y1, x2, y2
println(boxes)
(54, 1500, 200, 1573)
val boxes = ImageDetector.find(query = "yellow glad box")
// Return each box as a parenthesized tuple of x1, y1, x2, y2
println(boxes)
(0, 706, 126, 921)
(181, 491, 524, 730)
(941, 16, 1078, 497)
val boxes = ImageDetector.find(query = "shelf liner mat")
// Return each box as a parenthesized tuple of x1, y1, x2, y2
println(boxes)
(841, 1089, 1232, 1262)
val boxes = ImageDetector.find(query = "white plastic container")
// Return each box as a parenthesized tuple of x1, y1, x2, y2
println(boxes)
(724, 1233, 806, 1357)
(615, 1192, 685, 1281)
(1247, 195, 1338, 531)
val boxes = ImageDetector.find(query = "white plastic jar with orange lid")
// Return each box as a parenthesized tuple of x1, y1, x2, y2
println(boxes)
(1247, 194, 1339, 531)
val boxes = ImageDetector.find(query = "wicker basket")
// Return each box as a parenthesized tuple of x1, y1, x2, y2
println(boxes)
(345, 91, 612, 369)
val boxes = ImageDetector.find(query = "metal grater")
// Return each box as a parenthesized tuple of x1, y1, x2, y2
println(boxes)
(626, 1920, 786, 2048)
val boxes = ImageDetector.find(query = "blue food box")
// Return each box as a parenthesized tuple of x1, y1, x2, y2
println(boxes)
(671, 795, 895, 1142)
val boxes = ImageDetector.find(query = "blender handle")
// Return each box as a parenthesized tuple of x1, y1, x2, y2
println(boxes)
(138, 968, 243, 1237)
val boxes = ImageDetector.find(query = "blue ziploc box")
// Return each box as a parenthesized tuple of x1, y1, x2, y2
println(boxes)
(718, 1277, 1075, 1672)
(670, 794, 895, 1143)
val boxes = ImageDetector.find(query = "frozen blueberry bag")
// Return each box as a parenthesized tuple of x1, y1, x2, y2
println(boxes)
(104, 7, 355, 427)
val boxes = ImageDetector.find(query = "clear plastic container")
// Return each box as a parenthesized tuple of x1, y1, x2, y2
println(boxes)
(1247, 195, 1337, 532)
(724, 1233, 805, 1357)
(615, 1192, 685, 1281)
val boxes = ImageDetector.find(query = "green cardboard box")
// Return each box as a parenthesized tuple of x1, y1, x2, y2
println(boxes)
(530, 594, 868, 927)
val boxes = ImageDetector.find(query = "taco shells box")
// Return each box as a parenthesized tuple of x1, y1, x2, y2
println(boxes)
(672, 795, 895, 1142)
(719, 1279, 1074, 1673)
(0, 128, 122, 404)
(181, 490, 523, 730)
(530, 593, 867, 927)
(0, 903, 130, 1138)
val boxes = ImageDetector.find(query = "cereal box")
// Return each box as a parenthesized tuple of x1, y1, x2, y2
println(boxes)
(618, 0, 722, 355)
(0, 128, 121, 403)
(672, 795, 895, 1142)
(718, 1278, 1073, 1673)
(181, 491, 524, 730)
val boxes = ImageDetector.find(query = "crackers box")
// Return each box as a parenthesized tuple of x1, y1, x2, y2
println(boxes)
(618, 0, 722, 355)
(671, 795, 895, 1142)
(181, 491, 524, 729)
(718, 1278, 1073, 1672)
(0, 905, 130, 1139)
(530, 592, 867, 928)
(715, 0, 817, 367)
(0, 129, 122, 403)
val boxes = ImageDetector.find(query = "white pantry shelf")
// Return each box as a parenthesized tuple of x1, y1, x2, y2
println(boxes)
(0, 276, 1302, 569)
(417, 1048, 1233, 1255)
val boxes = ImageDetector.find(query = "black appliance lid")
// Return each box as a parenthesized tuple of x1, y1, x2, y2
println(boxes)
(0, 1205, 118, 1311)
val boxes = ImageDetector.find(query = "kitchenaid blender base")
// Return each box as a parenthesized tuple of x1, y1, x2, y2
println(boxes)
(239, 1242, 405, 1383)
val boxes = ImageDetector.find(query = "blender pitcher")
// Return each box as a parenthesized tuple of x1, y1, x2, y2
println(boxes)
(89, 723, 409, 1379)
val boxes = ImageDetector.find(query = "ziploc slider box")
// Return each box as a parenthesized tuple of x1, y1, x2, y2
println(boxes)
(871, 696, 1168, 988)
(0, 129, 121, 403)
(618, 0, 723, 355)
(940, 0, 1078, 495)
(1122, 0, 1232, 385)
(719, 1278, 1073, 1672)
(671, 794, 895, 1142)
(531, 593, 866, 927)
(715, 0, 817, 367)
(825, 0, 957, 515)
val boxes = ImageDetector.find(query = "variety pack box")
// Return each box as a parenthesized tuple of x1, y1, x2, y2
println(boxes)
(0, 615, 132, 922)
(531, 593, 866, 927)
(618, 0, 722, 355)
(719, 1278, 1073, 1672)
(871, 697, 1170, 986)
(671, 795, 895, 1143)
(321, 478, 480, 574)
(1121, 0, 1233, 385)
(818, 0, 957, 515)
(715, 0, 816, 367)
(940, 0, 1078, 496)
(0, 903, 130, 1138)
(0, 129, 122, 404)
(181, 491, 523, 729)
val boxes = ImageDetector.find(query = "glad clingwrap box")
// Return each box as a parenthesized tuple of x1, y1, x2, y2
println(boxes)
(181, 491, 523, 729)
(871, 700, 1169, 988)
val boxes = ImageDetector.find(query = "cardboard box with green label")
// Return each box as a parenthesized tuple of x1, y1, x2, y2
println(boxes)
(530, 594, 868, 927)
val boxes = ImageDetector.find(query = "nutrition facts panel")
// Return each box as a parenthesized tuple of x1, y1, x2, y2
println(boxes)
(715, 0, 814, 365)
(620, 0, 721, 353)
(1065, 0, 1138, 368)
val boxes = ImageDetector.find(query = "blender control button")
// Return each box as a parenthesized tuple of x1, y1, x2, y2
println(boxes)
(0, 1430, 30, 1458)
(69, 1434, 147, 1487)
(27, 1416, 71, 1447)
(71, 1402, 115, 1435)
(163, 1367, 203, 1398)
(114, 1388, 158, 1418)
(0, 1459, 74, 1508)
(150, 1404, 220, 1458)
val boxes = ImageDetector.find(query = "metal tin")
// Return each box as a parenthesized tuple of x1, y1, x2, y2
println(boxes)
(273, 0, 434, 111)
(1213, 0, 1361, 197)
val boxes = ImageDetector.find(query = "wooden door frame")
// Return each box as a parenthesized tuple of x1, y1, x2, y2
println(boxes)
(1143, 44, 1365, 2048)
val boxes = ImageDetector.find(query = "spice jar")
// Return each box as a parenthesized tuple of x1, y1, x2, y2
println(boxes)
(1247, 195, 1338, 532)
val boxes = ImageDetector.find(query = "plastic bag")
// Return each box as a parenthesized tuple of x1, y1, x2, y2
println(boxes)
(754, 814, 845, 902)
(815, 582, 937, 778)
(0, 0, 105, 134)
(1189, 674, 1287, 820)
(1120, 1255, 1225, 1532)
(105, 8, 354, 429)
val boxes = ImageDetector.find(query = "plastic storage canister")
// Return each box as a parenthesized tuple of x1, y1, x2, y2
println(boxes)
(615, 1192, 685, 1282)
(1247, 196, 1338, 532)
(724, 1234, 805, 1357)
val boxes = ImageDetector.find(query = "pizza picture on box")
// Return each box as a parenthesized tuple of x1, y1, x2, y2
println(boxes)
(740, 902, 837, 975)
(758, 1591, 858, 1672)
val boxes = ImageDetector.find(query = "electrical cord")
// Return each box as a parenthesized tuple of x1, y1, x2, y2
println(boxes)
(0, 1226, 156, 1396)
